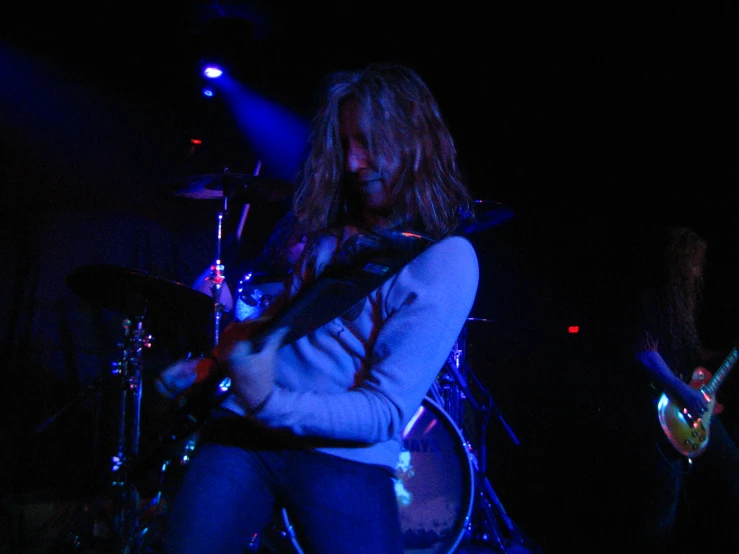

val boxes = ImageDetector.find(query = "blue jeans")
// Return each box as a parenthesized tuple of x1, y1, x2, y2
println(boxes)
(162, 423, 403, 554)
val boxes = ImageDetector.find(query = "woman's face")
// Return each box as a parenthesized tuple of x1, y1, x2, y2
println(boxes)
(339, 98, 400, 218)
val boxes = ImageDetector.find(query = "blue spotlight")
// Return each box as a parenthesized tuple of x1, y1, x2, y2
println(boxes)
(202, 64, 224, 79)
(202, 88, 215, 97)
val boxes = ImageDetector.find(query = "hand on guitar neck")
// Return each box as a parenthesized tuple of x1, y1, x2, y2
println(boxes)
(215, 325, 289, 412)
(155, 356, 210, 399)
(155, 314, 282, 405)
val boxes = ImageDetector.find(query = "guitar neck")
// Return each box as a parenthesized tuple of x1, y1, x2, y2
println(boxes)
(706, 346, 739, 396)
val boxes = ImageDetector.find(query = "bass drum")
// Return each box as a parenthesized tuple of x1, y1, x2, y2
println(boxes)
(281, 397, 474, 554)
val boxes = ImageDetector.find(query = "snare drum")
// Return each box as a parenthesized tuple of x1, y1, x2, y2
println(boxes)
(281, 397, 475, 554)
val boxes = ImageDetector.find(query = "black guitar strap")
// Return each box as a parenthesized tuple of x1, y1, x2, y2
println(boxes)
(268, 229, 435, 347)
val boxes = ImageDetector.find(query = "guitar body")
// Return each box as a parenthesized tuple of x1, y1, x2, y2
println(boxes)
(657, 367, 722, 458)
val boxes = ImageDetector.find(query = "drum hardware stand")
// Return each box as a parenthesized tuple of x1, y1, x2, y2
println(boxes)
(106, 314, 155, 553)
(45, 314, 156, 554)
(435, 324, 540, 553)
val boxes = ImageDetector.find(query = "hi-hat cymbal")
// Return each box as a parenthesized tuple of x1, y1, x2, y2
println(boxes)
(169, 173, 294, 203)
(458, 200, 515, 234)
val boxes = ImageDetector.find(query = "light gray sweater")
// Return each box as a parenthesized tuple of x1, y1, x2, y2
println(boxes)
(222, 234, 479, 470)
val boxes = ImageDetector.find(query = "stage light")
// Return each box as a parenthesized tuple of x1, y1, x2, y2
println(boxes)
(202, 87, 215, 97)
(202, 64, 223, 79)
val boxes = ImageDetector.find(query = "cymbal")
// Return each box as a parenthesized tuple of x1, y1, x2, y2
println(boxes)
(458, 200, 515, 234)
(66, 264, 214, 319)
(170, 173, 294, 203)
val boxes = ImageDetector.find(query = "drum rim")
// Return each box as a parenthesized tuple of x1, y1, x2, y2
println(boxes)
(401, 395, 475, 554)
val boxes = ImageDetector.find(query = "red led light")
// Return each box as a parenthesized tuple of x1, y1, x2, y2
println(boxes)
(568, 325, 580, 334)
(190, 139, 202, 145)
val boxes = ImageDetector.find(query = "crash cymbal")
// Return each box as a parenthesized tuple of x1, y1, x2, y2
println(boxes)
(66, 264, 214, 319)
(228, 175, 295, 205)
(170, 173, 294, 203)
(458, 200, 515, 234)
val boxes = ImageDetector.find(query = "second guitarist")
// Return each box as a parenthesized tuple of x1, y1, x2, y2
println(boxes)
(603, 225, 739, 553)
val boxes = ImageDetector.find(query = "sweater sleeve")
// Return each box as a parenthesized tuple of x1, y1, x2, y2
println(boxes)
(250, 235, 480, 443)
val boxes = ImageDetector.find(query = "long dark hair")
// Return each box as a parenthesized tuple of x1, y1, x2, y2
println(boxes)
(636, 225, 707, 360)
(660, 226, 707, 354)
(293, 62, 472, 241)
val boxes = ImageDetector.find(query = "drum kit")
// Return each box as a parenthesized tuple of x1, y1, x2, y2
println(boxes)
(56, 168, 537, 554)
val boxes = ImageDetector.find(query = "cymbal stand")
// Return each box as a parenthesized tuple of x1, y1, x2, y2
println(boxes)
(206, 161, 262, 346)
(433, 325, 540, 553)
(442, 326, 520, 447)
(107, 315, 153, 553)
(207, 209, 227, 346)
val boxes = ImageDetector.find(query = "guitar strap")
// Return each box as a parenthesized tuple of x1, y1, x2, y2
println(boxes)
(266, 229, 435, 347)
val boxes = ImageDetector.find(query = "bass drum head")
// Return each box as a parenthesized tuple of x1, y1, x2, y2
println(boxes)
(396, 396, 474, 554)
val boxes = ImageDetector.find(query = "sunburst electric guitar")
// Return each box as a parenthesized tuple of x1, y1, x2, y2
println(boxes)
(657, 345, 738, 458)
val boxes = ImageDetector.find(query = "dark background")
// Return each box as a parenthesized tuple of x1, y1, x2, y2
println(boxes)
(2, 2, 739, 553)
